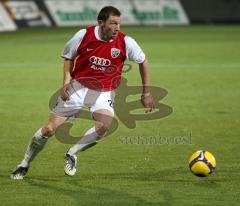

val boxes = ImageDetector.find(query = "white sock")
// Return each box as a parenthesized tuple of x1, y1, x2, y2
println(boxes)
(67, 127, 102, 156)
(19, 128, 48, 168)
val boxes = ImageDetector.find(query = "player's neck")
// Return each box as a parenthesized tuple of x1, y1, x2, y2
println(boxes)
(98, 27, 111, 41)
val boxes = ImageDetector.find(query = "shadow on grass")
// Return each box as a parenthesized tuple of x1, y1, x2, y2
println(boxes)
(14, 166, 223, 184)
(22, 167, 194, 205)
(25, 175, 173, 206)
(24, 167, 189, 183)
(22, 167, 219, 205)
(2, 167, 222, 205)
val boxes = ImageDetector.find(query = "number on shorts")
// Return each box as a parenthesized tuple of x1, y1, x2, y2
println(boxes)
(108, 100, 113, 107)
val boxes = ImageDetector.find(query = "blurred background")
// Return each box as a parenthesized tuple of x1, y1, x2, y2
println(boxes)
(1, 0, 240, 31)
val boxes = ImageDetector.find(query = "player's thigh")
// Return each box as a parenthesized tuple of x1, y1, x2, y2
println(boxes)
(47, 113, 68, 128)
(92, 109, 114, 134)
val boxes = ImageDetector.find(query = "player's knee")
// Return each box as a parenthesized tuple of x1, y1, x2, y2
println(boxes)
(42, 125, 55, 137)
(95, 122, 111, 137)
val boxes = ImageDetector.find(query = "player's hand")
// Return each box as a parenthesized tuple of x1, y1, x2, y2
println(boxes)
(141, 93, 155, 113)
(61, 83, 72, 101)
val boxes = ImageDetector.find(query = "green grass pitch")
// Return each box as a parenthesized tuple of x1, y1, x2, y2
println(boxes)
(0, 25, 240, 205)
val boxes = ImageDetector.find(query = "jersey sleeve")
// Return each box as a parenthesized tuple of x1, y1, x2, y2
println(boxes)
(125, 36, 146, 64)
(61, 29, 87, 60)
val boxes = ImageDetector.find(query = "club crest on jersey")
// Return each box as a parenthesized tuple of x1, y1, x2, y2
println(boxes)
(111, 48, 120, 58)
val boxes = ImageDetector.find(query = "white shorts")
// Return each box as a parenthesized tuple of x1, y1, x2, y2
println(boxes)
(51, 80, 115, 118)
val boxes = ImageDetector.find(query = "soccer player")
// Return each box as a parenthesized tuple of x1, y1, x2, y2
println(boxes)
(11, 6, 154, 179)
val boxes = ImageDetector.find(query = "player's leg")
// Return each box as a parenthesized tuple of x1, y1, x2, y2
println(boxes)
(93, 109, 114, 137)
(11, 113, 67, 180)
(22, 113, 67, 166)
(11, 80, 85, 179)
(65, 109, 113, 176)
(67, 109, 113, 154)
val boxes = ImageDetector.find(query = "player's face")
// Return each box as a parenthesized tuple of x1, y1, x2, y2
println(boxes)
(99, 15, 121, 40)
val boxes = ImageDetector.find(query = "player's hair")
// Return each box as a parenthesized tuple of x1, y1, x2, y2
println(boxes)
(97, 6, 121, 22)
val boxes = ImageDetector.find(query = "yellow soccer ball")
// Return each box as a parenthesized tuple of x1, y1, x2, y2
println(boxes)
(189, 150, 216, 177)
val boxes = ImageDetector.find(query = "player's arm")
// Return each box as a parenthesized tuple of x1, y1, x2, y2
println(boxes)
(63, 59, 73, 85)
(60, 29, 86, 101)
(125, 36, 155, 113)
(61, 59, 74, 101)
(139, 59, 155, 113)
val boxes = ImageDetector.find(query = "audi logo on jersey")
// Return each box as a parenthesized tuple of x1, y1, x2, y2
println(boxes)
(89, 56, 111, 67)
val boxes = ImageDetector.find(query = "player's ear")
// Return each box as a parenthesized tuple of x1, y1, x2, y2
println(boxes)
(98, 20, 104, 26)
